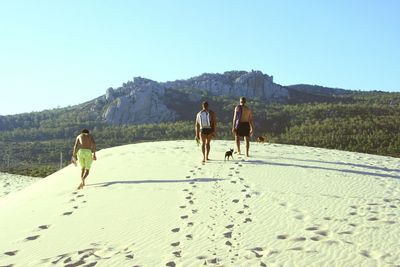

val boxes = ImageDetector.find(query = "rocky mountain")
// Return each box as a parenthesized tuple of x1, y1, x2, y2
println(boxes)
(99, 70, 289, 125)
(2, 70, 383, 131)
(102, 77, 176, 125)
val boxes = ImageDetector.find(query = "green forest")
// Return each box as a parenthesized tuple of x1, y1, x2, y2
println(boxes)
(1, 89, 399, 177)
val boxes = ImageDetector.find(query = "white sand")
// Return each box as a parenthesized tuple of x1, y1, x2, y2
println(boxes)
(0, 140, 399, 266)
(0, 172, 39, 198)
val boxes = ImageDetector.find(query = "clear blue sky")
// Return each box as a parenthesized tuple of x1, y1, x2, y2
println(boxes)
(1, 0, 399, 115)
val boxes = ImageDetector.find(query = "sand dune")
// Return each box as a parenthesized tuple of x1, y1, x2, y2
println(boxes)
(0, 172, 39, 198)
(0, 140, 399, 266)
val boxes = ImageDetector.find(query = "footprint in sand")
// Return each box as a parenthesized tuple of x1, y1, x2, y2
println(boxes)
(171, 228, 180, 233)
(166, 261, 176, 267)
(225, 240, 233, 247)
(170, 242, 180, 247)
(125, 253, 134, 259)
(38, 225, 50, 230)
(226, 224, 234, 229)
(25, 235, 40, 241)
(224, 232, 233, 238)
(63, 211, 73, 216)
(244, 218, 252, 223)
(383, 220, 396, 224)
(310, 236, 322, 241)
(4, 250, 18, 256)
(277, 234, 289, 240)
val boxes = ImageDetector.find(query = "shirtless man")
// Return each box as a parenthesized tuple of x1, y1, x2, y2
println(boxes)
(232, 97, 254, 157)
(72, 129, 97, 189)
(195, 101, 217, 163)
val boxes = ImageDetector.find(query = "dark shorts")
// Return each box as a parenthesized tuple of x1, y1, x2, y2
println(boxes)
(236, 122, 250, 137)
(201, 128, 214, 135)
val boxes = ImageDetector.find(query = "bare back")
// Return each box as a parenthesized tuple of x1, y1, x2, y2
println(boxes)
(240, 106, 252, 123)
(77, 134, 95, 150)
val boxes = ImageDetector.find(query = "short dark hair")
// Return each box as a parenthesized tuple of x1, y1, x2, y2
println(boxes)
(202, 101, 209, 108)
(81, 128, 90, 134)
(240, 97, 246, 103)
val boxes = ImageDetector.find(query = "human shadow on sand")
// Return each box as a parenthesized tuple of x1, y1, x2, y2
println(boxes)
(89, 178, 224, 187)
(245, 160, 400, 180)
(263, 156, 400, 174)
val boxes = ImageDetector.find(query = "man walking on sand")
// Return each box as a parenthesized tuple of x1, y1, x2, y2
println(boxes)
(195, 101, 217, 163)
(72, 129, 97, 189)
(232, 97, 254, 157)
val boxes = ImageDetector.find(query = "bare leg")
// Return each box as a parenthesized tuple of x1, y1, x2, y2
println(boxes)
(200, 134, 207, 162)
(245, 136, 250, 157)
(235, 134, 241, 154)
(206, 135, 212, 160)
(78, 169, 85, 189)
(82, 169, 90, 186)
(78, 169, 90, 189)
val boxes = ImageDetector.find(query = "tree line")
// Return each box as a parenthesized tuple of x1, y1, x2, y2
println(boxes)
(0, 91, 399, 177)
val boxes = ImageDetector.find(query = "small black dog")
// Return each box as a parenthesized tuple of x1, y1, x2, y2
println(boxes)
(224, 149, 234, 161)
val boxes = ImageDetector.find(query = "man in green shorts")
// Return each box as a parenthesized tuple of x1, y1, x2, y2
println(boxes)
(72, 129, 97, 189)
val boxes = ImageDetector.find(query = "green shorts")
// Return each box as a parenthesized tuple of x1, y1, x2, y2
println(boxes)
(77, 149, 93, 170)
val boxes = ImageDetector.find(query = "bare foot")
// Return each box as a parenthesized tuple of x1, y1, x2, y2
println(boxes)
(77, 183, 83, 190)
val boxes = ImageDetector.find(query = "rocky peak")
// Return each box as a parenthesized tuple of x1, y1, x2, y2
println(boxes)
(163, 70, 288, 101)
(100, 70, 289, 125)
(103, 77, 174, 125)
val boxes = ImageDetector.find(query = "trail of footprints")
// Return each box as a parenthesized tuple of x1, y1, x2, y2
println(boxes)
(39, 242, 137, 267)
(2, 191, 139, 266)
(64, 191, 88, 216)
(166, 165, 202, 267)
(165, 158, 257, 266)
(1, 191, 88, 266)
